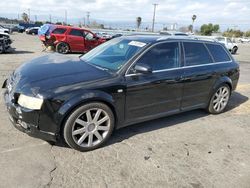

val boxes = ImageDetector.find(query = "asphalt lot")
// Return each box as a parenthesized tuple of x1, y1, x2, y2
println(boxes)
(0, 33, 250, 188)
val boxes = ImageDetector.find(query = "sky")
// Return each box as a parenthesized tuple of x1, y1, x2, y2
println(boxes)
(0, 0, 250, 31)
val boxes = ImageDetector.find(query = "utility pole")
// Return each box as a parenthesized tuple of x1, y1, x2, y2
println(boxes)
(65, 10, 67, 25)
(152, 3, 158, 32)
(35, 15, 37, 22)
(28, 8, 31, 23)
(86, 12, 90, 25)
(83, 17, 86, 26)
(49, 14, 52, 23)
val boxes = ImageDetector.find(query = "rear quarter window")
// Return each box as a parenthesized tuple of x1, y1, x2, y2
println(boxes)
(206, 43, 231, 62)
(52, 28, 67, 34)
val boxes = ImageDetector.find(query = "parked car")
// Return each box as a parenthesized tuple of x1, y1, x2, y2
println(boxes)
(239, 38, 250, 43)
(159, 31, 188, 36)
(3, 35, 239, 151)
(10, 25, 25, 33)
(0, 32, 12, 53)
(0, 25, 10, 34)
(39, 24, 106, 53)
(95, 32, 112, 40)
(26, 27, 39, 35)
(111, 33, 123, 39)
(214, 37, 238, 54)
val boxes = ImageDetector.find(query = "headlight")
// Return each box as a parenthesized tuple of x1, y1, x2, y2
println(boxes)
(18, 94, 44, 110)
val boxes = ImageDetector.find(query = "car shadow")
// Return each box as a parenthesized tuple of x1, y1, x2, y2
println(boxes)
(53, 91, 249, 149)
(4, 49, 34, 54)
(108, 92, 248, 145)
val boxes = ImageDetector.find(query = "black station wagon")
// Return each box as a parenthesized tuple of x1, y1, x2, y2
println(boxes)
(3, 35, 239, 151)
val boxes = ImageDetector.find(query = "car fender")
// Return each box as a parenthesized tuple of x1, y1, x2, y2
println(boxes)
(211, 76, 232, 95)
(55, 90, 116, 126)
(205, 76, 233, 107)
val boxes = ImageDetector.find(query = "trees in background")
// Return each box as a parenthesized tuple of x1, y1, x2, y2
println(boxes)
(223, 29, 244, 37)
(245, 30, 250, 37)
(200, 23, 220, 36)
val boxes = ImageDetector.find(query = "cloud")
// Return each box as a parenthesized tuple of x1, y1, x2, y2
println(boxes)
(0, 0, 249, 30)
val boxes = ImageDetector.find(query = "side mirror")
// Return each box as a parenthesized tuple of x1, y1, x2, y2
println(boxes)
(134, 64, 152, 74)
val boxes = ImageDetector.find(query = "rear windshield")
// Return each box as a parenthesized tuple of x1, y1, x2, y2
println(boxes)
(206, 43, 231, 62)
(52, 28, 67, 34)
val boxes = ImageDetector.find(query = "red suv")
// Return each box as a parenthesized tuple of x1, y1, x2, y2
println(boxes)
(39, 25, 106, 54)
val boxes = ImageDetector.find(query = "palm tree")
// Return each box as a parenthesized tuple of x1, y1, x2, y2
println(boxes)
(191, 15, 197, 33)
(136, 17, 142, 30)
(22, 12, 29, 23)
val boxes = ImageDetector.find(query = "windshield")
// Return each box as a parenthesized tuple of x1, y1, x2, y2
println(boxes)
(80, 38, 147, 71)
(227, 38, 233, 43)
(216, 37, 225, 42)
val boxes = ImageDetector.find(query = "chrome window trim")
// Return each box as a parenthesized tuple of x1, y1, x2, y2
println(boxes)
(125, 40, 233, 77)
(125, 61, 232, 77)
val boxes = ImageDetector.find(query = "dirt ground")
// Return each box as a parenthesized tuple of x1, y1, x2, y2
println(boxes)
(0, 33, 250, 188)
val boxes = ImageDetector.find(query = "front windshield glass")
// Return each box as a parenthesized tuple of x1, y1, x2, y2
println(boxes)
(216, 37, 225, 42)
(80, 38, 147, 71)
(227, 38, 233, 43)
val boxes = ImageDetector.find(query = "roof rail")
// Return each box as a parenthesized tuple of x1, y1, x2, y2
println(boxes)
(193, 36, 218, 42)
(156, 35, 194, 41)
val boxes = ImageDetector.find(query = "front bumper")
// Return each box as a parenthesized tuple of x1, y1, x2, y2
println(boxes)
(3, 90, 56, 142)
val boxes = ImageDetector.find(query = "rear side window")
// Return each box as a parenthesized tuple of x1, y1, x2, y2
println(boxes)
(137, 42, 180, 71)
(206, 43, 231, 62)
(52, 28, 66, 34)
(184, 42, 213, 66)
(69, 29, 83, 37)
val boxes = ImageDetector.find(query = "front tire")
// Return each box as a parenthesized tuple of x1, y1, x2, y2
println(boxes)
(56, 42, 70, 54)
(207, 84, 231, 114)
(63, 102, 115, 152)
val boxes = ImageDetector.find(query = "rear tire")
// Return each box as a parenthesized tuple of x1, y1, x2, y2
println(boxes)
(207, 84, 231, 114)
(232, 46, 238, 54)
(63, 102, 115, 152)
(56, 42, 70, 54)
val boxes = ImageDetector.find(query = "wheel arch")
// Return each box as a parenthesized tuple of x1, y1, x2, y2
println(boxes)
(213, 76, 232, 90)
(209, 76, 233, 100)
(56, 91, 118, 134)
(206, 76, 232, 110)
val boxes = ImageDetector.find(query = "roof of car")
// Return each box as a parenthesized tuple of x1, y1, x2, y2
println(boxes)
(120, 34, 220, 44)
(55, 25, 90, 31)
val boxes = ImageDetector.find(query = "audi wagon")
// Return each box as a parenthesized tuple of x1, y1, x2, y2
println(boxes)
(3, 35, 239, 151)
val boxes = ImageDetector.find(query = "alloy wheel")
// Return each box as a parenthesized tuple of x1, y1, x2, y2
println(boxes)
(58, 43, 69, 54)
(212, 86, 230, 112)
(71, 108, 111, 147)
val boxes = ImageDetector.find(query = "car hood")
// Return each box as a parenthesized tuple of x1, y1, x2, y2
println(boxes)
(12, 54, 112, 95)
